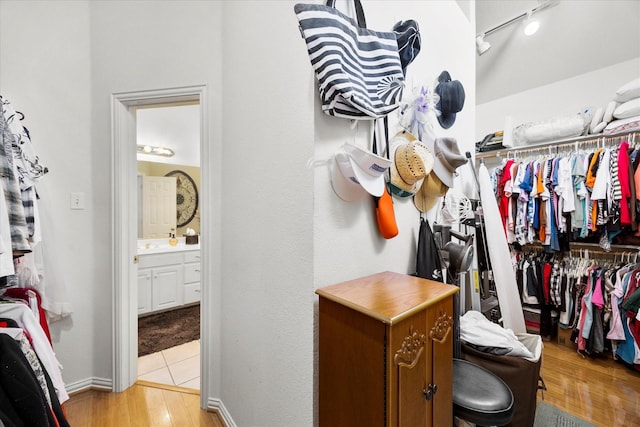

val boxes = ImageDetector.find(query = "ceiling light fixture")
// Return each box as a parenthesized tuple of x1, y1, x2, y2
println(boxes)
(137, 144, 175, 157)
(476, 34, 492, 55)
(523, 11, 540, 36)
(475, 0, 555, 55)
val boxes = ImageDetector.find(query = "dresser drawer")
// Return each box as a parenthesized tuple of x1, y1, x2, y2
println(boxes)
(184, 262, 201, 283)
(184, 251, 201, 263)
(184, 283, 201, 304)
(138, 252, 184, 269)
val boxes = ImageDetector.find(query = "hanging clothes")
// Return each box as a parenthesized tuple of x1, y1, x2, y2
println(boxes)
(0, 105, 31, 257)
(490, 138, 640, 253)
(0, 95, 71, 321)
(416, 217, 444, 282)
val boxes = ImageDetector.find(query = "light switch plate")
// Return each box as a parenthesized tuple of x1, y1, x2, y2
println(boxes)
(70, 192, 85, 210)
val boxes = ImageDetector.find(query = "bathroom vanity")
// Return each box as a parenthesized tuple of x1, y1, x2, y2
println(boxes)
(137, 240, 201, 315)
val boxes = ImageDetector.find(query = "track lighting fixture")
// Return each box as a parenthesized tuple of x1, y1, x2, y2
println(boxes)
(475, 34, 491, 56)
(476, 0, 555, 56)
(523, 11, 540, 36)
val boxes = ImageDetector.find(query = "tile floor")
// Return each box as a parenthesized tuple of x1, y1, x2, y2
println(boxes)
(137, 339, 200, 390)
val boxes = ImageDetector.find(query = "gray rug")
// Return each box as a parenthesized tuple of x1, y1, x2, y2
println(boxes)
(534, 402, 597, 427)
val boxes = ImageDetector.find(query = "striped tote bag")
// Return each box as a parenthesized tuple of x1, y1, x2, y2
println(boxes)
(294, 0, 405, 120)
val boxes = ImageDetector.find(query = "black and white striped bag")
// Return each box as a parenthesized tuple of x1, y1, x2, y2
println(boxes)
(294, 0, 405, 120)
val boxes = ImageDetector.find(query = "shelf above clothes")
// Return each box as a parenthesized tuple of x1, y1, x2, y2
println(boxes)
(475, 130, 640, 161)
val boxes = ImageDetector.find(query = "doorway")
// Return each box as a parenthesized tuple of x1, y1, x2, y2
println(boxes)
(112, 86, 213, 407)
(135, 102, 201, 388)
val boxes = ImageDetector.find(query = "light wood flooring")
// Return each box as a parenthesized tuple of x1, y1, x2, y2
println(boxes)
(538, 340, 640, 427)
(64, 381, 225, 427)
(64, 341, 640, 427)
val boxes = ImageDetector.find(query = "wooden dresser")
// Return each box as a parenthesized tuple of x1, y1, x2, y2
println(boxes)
(316, 271, 459, 427)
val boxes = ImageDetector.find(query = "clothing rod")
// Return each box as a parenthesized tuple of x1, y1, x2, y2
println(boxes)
(521, 242, 640, 254)
(475, 130, 640, 160)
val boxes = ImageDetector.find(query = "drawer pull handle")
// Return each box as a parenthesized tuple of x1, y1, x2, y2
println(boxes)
(194, 269, 200, 273)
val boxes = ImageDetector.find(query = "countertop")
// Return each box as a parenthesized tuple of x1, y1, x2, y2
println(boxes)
(137, 238, 200, 255)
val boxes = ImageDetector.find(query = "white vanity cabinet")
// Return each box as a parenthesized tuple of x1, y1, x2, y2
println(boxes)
(137, 269, 153, 314)
(137, 249, 201, 315)
(137, 252, 184, 315)
(183, 250, 201, 304)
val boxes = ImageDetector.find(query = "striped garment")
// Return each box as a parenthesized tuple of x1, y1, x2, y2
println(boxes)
(0, 110, 32, 255)
(294, 3, 404, 119)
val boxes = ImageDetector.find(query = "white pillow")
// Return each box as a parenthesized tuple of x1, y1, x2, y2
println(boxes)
(604, 115, 640, 135)
(592, 121, 606, 134)
(614, 77, 640, 103)
(613, 97, 640, 119)
(589, 107, 604, 133)
(603, 101, 618, 123)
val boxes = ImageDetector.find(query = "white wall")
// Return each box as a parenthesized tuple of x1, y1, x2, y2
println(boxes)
(0, 0, 98, 386)
(476, 57, 640, 143)
(0, 1, 475, 426)
(314, 0, 477, 290)
(219, 1, 315, 425)
(89, 0, 225, 399)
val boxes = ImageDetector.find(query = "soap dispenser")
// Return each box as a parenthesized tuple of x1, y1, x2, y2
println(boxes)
(169, 233, 178, 246)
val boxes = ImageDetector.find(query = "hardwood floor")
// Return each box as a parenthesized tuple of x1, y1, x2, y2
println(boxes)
(64, 382, 224, 427)
(539, 341, 640, 427)
(64, 342, 640, 427)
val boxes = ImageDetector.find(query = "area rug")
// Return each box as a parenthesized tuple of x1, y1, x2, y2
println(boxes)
(138, 304, 200, 356)
(534, 401, 597, 427)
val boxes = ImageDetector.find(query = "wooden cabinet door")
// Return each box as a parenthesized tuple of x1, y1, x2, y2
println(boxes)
(428, 297, 454, 427)
(389, 311, 429, 427)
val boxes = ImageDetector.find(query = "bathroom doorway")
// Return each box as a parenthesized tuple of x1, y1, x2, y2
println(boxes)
(112, 86, 215, 408)
(135, 102, 202, 389)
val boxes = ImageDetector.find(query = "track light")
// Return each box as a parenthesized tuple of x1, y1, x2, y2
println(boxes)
(476, 34, 491, 55)
(476, 0, 555, 56)
(523, 12, 540, 36)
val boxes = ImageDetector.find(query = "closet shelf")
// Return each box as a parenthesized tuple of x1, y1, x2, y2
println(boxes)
(475, 129, 640, 160)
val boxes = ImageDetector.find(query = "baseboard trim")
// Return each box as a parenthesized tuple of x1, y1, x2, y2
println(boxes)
(66, 377, 113, 395)
(207, 397, 236, 427)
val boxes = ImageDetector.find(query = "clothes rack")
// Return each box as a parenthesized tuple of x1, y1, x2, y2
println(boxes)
(476, 130, 640, 161)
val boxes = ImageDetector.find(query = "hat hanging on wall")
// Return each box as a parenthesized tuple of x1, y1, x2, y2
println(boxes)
(342, 142, 392, 197)
(330, 143, 392, 201)
(424, 136, 467, 188)
(392, 19, 421, 77)
(387, 132, 434, 198)
(330, 150, 368, 202)
(414, 172, 448, 213)
(434, 70, 465, 129)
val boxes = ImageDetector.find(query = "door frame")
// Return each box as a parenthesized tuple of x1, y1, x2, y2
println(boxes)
(111, 85, 212, 402)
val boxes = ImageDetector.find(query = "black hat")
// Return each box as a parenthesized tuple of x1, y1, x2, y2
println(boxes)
(393, 20, 421, 77)
(434, 71, 465, 129)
